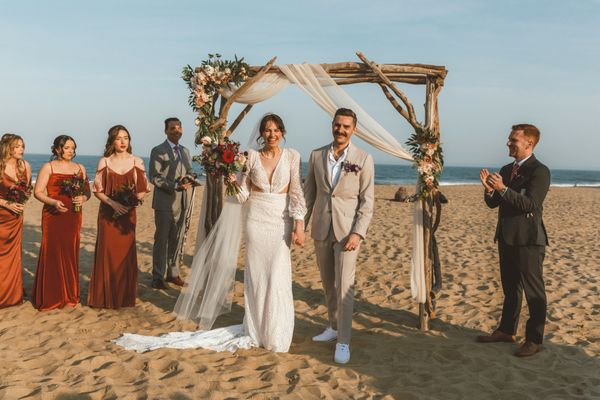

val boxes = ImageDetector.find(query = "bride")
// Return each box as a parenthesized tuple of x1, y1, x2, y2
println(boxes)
(114, 114, 306, 353)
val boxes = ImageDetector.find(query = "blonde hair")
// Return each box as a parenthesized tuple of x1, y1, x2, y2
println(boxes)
(0, 133, 26, 181)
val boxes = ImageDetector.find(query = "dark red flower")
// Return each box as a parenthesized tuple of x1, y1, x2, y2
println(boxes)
(222, 149, 235, 163)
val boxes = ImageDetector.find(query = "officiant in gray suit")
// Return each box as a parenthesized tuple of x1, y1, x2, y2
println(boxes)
(149, 117, 193, 289)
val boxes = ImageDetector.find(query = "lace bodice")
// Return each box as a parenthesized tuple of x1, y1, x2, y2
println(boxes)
(236, 148, 306, 220)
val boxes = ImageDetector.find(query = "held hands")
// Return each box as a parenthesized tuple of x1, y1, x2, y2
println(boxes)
(343, 233, 361, 252)
(291, 224, 305, 247)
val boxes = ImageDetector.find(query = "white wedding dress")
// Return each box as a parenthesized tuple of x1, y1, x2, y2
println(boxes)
(114, 148, 306, 353)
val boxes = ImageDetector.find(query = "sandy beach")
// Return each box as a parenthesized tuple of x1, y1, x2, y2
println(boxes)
(1, 185, 598, 399)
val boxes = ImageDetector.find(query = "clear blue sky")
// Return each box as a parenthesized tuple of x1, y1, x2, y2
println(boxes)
(1, 0, 599, 170)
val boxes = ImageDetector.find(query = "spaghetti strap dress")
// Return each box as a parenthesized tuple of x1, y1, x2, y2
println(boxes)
(0, 171, 28, 308)
(31, 164, 89, 311)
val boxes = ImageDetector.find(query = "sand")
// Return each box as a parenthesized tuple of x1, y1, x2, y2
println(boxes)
(0, 185, 598, 399)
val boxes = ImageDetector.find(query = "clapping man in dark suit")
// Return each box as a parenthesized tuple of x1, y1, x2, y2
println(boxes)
(149, 117, 193, 289)
(478, 124, 550, 357)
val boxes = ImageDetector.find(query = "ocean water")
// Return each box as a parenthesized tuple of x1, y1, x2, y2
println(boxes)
(25, 154, 600, 187)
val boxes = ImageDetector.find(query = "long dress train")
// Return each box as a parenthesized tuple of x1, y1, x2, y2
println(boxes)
(114, 148, 306, 352)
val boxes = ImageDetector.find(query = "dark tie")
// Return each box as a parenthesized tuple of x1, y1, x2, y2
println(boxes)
(173, 145, 182, 162)
(509, 162, 519, 182)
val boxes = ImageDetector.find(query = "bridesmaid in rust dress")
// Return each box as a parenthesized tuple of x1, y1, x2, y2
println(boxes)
(87, 125, 149, 308)
(31, 135, 90, 311)
(0, 134, 32, 308)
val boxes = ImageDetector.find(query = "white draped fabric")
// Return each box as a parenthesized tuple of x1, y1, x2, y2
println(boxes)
(211, 64, 426, 303)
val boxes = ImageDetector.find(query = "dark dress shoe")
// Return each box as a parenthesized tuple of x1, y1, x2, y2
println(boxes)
(165, 276, 185, 286)
(476, 330, 516, 343)
(151, 280, 168, 290)
(515, 341, 542, 357)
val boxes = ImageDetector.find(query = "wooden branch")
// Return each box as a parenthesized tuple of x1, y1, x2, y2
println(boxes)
(210, 56, 277, 132)
(333, 76, 426, 85)
(424, 78, 443, 137)
(356, 51, 420, 128)
(378, 83, 419, 129)
(248, 62, 447, 79)
(225, 104, 253, 137)
(334, 73, 427, 84)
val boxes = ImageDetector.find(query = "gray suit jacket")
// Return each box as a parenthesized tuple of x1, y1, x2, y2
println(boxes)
(150, 140, 193, 212)
(304, 142, 375, 242)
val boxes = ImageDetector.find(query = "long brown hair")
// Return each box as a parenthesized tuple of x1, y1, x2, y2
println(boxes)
(0, 133, 26, 181)
(103, 125, 132, 157)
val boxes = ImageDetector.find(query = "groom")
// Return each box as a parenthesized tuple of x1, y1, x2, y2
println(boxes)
(304, 108, 375, 364)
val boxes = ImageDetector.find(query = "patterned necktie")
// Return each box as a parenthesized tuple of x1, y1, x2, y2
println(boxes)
(509, 162, 519, 182)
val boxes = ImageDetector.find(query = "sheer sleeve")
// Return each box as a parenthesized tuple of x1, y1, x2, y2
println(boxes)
(134, 157, 151, 194)
(234, 149, 254, 204)
(135, 167, 150, 194)
(93, 167, 106, 193)
(288, 149, 307, 220)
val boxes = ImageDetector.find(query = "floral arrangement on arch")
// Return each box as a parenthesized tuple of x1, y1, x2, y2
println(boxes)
(182, 54, 250, 143)
(406, 127, 443, 200)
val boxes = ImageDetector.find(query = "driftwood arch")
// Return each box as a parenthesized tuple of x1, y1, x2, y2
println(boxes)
(193, 52, 447, 331)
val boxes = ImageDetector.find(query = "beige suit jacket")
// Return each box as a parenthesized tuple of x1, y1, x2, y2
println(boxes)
(304, 143, 375, 242)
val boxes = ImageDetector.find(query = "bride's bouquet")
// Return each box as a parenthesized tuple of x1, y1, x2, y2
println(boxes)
(198, 136, 247, 196)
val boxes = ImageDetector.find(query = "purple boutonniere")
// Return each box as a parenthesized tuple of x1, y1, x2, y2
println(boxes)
(342, 161, 361, 175)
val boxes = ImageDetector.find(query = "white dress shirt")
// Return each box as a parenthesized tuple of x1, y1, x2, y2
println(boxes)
(328, 143, 349, 188)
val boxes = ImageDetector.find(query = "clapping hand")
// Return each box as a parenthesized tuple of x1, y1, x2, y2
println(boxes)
(486, 172, 506, 192)
(480, 169, 492, 192)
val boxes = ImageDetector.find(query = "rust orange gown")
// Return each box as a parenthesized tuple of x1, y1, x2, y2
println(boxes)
(0, 173, 27, 308)
(87, 163, 148, 308)
(31, 169, 89, 311)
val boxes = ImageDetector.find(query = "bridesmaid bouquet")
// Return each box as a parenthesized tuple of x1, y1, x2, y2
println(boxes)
(110, 182, 142, 219)
(198, 136, 247, 196)
(6, 180, 33, 215)
(60, 174, 87, 212)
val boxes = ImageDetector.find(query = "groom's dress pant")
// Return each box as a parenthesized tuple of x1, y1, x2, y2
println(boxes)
(152, 207, 183, 281)
(498, 238, 547, 344)
(314, 227, 360, 344)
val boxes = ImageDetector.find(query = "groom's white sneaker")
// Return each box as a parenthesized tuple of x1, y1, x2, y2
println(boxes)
(312, 327, 337, 342)
(334, 343, 350, 364)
